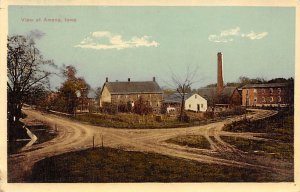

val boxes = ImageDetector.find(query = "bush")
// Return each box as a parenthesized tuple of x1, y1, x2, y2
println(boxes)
(133, 97, 153, 115)
(178, 112, 190, 122)
(101, 103, 117, 114)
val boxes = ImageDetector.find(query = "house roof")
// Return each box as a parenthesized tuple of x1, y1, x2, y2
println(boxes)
(104, 81, 163, 94)
(197, 86, 239, 104)
(163, 93, 199, 104)
(87, 90, 97, 98)
(197, 86, 237, 99)
(242, 83, 289, 89)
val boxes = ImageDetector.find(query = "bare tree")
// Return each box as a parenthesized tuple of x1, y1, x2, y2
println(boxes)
(170, 65, 199, 122)
(7, 35, 56, 139)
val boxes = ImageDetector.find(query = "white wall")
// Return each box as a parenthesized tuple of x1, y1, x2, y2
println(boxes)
(99, 85, 111, 107)
(184, 94, 207, 112)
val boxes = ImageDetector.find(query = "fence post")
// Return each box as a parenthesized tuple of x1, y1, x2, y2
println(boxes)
(93, 135, 95, 149)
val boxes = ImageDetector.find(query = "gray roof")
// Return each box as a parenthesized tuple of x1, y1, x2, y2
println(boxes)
(105, 81, 163, 94)
(242, 83, 288, 89)
(197, 87, 237, 99)
(87, 90, 97, 98)
(163, 93, 194, 104)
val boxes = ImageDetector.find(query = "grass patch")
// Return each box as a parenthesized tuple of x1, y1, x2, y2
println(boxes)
(221, 136, 293, 162)
(223, 109, 293, 138)
(29, 147, 291, 182)
(74, 109, 246, 129)
(166, 135, 211, 149)
(223, 109, 293, 143)
(222, 109, 293, 162)
(74, 113, 210, 129)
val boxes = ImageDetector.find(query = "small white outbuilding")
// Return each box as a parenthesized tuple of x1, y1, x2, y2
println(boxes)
(184, 93, 207, 112)
(164, 93, 207, 113)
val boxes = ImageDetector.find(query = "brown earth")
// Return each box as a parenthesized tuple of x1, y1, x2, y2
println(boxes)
(8, 108, 292, 182)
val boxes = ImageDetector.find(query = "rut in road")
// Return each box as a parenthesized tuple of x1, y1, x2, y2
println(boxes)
(8, 108, 291, 182)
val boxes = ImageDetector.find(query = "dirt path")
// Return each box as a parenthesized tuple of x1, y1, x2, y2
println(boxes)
(8, 108, 291, 182)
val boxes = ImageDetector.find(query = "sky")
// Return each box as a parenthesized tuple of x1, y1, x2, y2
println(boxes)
(9, 6, 295, 90)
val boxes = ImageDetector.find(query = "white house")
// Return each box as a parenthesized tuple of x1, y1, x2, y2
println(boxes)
(185, 93, 207, 112)
(163, 93, 207, 113)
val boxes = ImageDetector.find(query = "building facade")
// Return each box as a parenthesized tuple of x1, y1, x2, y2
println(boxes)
(163, 93, 207, 113)
(241, 83, 290, 107)
(100, 77, 163, 113)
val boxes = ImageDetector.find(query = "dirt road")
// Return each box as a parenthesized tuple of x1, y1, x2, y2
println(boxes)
(8, 108, 292, 182)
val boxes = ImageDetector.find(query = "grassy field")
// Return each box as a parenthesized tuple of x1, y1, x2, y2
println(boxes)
(29, 147, 291, 182)
(73, 110, 242, 129)
(166, 135, 211, 149)
(221, 136, 293, 162)
(74, 112, 215, 129)
(222, 109, 294, 162)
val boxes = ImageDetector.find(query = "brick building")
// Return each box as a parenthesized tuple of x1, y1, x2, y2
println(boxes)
(100, 77, 163, 113)
(241, 83, 290, 107)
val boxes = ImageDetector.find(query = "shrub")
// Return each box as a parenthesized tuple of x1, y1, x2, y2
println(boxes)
(133, 97, 153, 115)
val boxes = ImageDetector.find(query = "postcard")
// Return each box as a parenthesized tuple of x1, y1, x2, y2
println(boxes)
(0, 0, 299, 192)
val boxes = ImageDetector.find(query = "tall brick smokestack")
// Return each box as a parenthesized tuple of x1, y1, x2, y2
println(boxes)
(217, 52, 224, 94)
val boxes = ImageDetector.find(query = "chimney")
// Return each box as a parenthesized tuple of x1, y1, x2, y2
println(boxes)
(106, 77, 108, 82)
(153, 77, 156, 82)
(128, 78, 130, 82)
(217, 52, 224, 94)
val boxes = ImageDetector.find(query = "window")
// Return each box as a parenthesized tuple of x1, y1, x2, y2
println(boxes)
(278, 96, 281, 102)
(254, 97, 257, 102)
(270, 97, 274, 102)
(189, 104, 191, 108)
(253, 89, 257, 93)
(270, 88, 273, 94)
(262, 97, 266, 102)
(195, 95, 197, 99)
(125, 95, 128, 99)
(137, 94, 140, 98)
(278, 88, 281, 94)
(201, 104, 203, 108)
(262, 89, 265, 94)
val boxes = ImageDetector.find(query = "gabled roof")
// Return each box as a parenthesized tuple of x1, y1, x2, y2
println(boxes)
(242, 83, 288, 89)
(197, 86, 237, 99)
(163, 93, 201, 104)
(104, 81, 163, 94)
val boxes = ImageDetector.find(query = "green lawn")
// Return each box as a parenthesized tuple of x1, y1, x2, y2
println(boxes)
(74, 113, 213, 129)
(29, 147, 292, 182)
(222, 109, 294, 162)
(221, 136, 293, 162)
(165, 135, 211, 149)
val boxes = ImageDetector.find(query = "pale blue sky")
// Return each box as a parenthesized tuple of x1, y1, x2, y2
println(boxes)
(9, 6, 295, 90)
